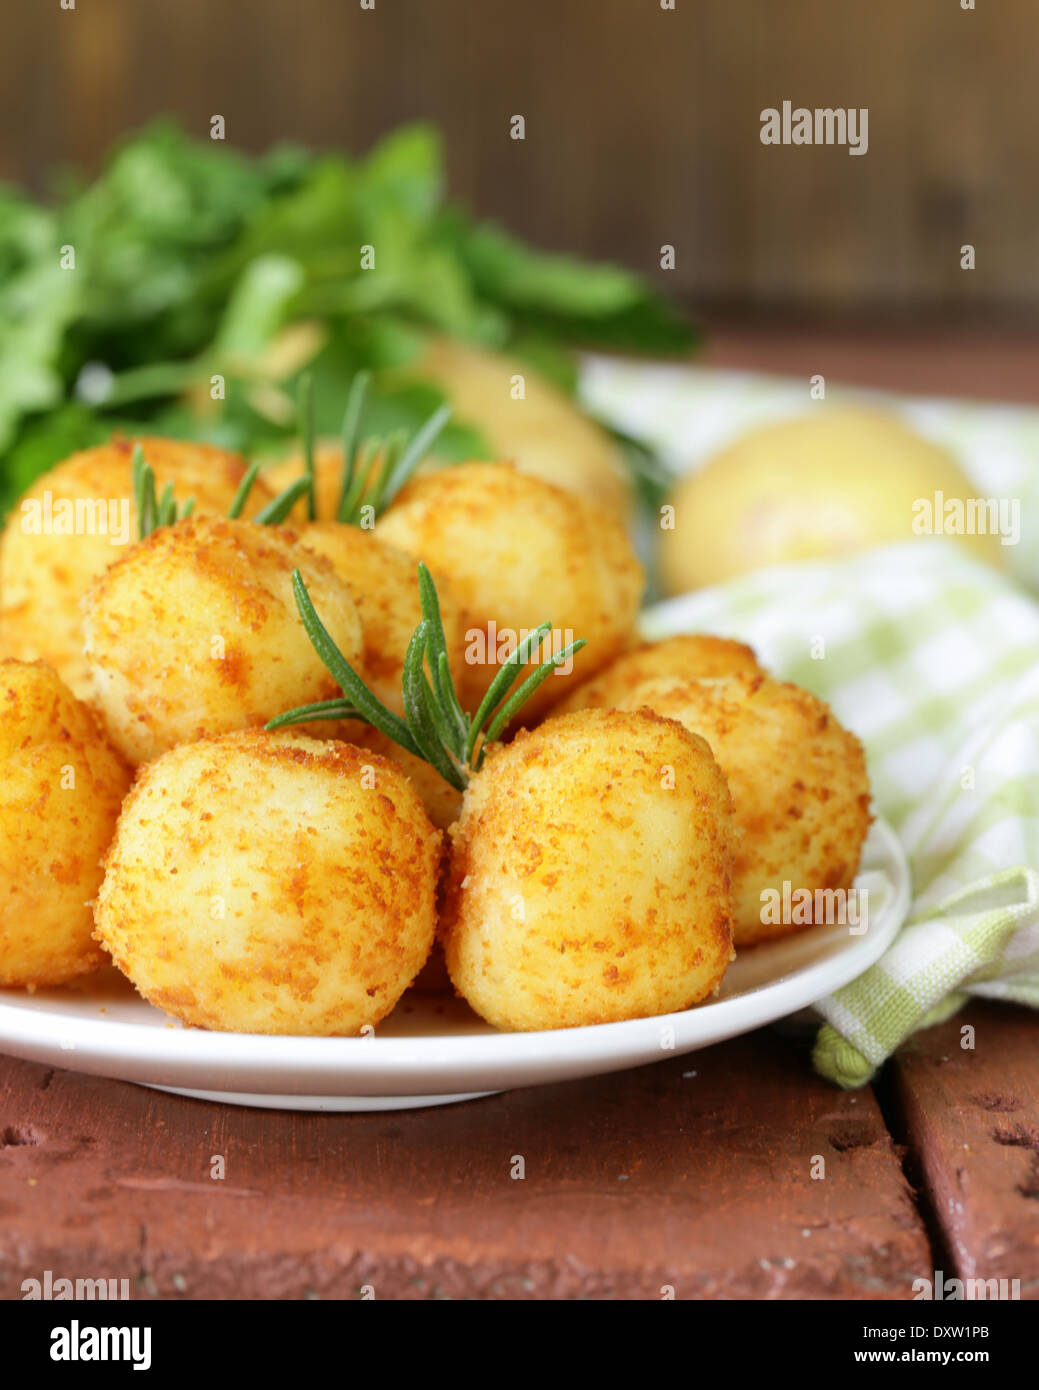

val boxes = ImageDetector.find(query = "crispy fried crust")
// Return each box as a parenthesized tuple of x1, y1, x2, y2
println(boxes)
(93, 729, 441, 1034)
(335, 720, 463, 831)
(0, 438, 272, 699)
(81, 515, 363, 765)
(0, 660, 131, 986)
(553, 634, 764, 717)
(619, 674, 873, 945)
(441, 706, 736, 1030)
(377, 463, 645, 722)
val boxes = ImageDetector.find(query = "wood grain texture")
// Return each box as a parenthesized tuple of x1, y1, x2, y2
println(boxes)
(705, 322, 1039, 404)
(893, 1003, 1039, 1298)
(0, 1030, 928, 1300)
(0, 0, 1034, 317)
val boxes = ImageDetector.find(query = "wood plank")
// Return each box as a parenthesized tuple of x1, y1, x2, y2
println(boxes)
(2, 0, 1038, 316)
(0, 1028, 928, 1300)
(706, 322, 1039, 405)
(892, 1002, 1039, 1298)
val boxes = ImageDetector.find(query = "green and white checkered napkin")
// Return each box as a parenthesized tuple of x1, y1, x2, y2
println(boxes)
(641, 541, 1039, 1087)
(580, 359, 1039, 1086)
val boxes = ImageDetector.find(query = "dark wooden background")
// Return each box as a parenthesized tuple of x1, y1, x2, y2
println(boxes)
(1, 0, 1035, 322)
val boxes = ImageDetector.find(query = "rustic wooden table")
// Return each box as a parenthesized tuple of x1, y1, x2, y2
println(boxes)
(1, 326, 1036, 1301)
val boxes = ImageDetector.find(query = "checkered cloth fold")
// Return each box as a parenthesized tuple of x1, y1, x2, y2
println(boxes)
(642, 541, 1039, 1086)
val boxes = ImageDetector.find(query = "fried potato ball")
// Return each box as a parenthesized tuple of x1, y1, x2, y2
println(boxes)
(94, 730, 440, 1034)
(377, 463, 644, 722)
(0, 438, 272, 699)
(296, 522, 466, 715)
(0, 660, 131, 987)
(618, 674, 872, 945)
(441, 707, 736, 1031)
(82, 517, 363, 765)
(552, 634, 764, 717)
(336, 722, 463, 831)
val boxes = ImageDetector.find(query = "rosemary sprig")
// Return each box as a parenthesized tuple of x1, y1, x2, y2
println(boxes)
(266, 563, 586, 790)
(226, 459, 262, 519)
(225, 373, 453, 533)
(133, 445, 195, 540)
(132, 445, 320, 540)
(334, 374, 452, 525)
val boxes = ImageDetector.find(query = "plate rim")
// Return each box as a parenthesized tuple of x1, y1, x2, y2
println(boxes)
(0, 816, 910, 1098)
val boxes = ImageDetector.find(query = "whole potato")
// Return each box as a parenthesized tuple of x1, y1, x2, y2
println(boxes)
(416, 337, 634, 521)
(0, 660, 131, 987)
(377, 463, 644, 722)
(553, 634, 763, 717)
(441, 707, 736, 1030)
(94, 730, 440, 1034)
(659, 408, 1006, 596)
(296, 522, 466, 715)
(619, 674, 872, 945)
(82, 516, 363, 765)
(1, 438, 272, 699)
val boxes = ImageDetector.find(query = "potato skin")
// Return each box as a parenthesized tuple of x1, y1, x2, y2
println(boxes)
(82, 516, 363, 766)
(1, 438, 271, 699)
(441, 707, 736, 1031)
(658, 408, 1005, 595)
(297, 522, 466, 715)
(417, 336, 634, 521)
(0, 660, 131, 986)
(619, 675, 873, 945)
(378, 463, 644, 722)
(553, 634, 763, 717)
(94, 730, 441, 1034)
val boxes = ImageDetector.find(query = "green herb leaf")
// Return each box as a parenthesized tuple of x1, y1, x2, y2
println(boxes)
(335, 370, 372, 522)
(287, 569, 422, 757)
(265, 697, 361, 728)
(227, 459, 263, 518)
(481, 639, 587, 750)
(270, 565, 587, 790)
(253, 475, 310, 525)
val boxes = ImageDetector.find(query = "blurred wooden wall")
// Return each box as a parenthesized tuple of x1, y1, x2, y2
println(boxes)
(1, 0, 1036, 320)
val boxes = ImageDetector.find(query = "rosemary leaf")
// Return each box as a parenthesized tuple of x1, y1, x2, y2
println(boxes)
(465, 620, 553, 762)
(290, 570, 423, 758)
(157, 480, 176, 528)
(227, 459, 263, 519)
(266, 698, 361, 729)
(335, 370, 371, 523)
(437, 648, 468, 742)
(254, 476, 310, 525)
(402, 626, 467, 790)
(298, 371, 316, 522)
(131, 445, 147, 539)
(480, 639, 587, 751)
(417, 562, 466, 737)
(339, 438, 378, 525)
(379, 401, 451, 507)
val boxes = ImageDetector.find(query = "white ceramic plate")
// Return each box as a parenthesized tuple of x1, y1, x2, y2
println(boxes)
(0, 818, 909, 1111)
